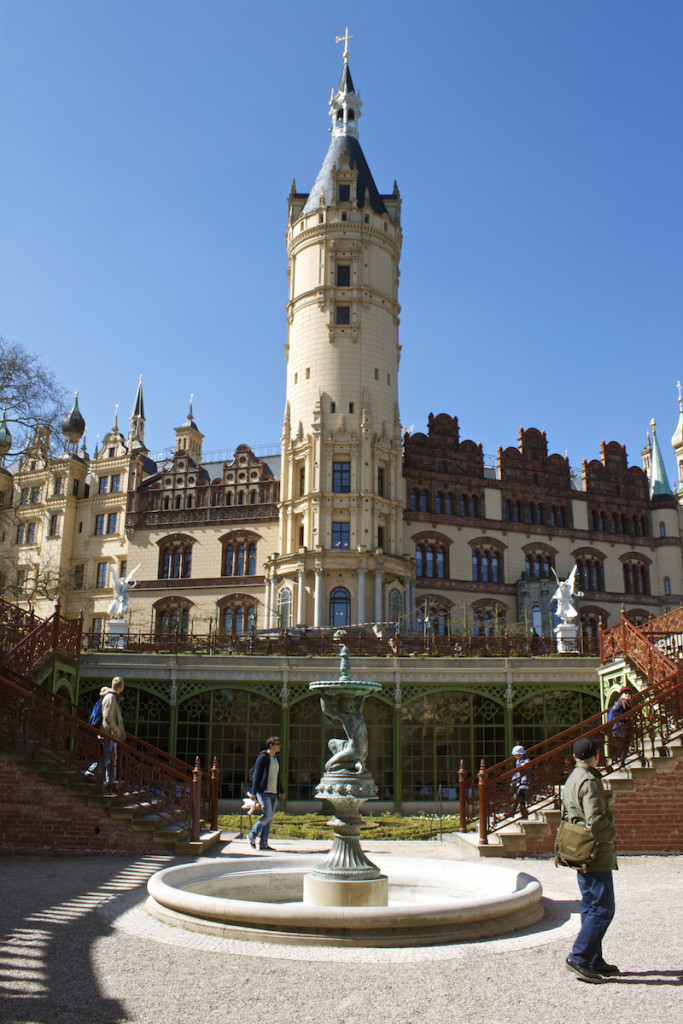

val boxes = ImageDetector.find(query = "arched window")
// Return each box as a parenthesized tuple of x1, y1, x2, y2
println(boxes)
(236, 544, 245, 576)
(576, 555, 604, 592)
(470, 496, 477, 517)
(278, 587, 292, 628)
(158, 536, 193, 580)
(221, 532, 259, 577)
(420, 490, 429, 512)
(410, 489, 418, 511)
(623, 559, 650, 595)
(444, 494, 453, 515)
(330, 587, 351, 627)
(472, 544, 504, 584)
(155, 598, 191, 636)
(415, 538, 449, 579)
(425, 547, 434, 577)
(224, 544, 234, 576)
(416, 547, 424, 577)
(460, 495, 468, 517)
(664, 576, 671, 596)
(388, 587, 403, 623)
(434, 493, 442, 514)
(247, 545, 256, 575)
(223, 608, 233, 633)
(436, 548, 445, 579)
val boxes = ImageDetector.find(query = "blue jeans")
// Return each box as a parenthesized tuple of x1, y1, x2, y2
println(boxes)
(104, 737, 118, 785)
(571, 870, 615, 967)
(249, 792, 278, 848)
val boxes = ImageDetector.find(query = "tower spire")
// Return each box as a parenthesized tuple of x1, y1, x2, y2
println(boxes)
(128, 375, 148, 453)
(330, 29, 361, 139)
(649, 418, 673, 498)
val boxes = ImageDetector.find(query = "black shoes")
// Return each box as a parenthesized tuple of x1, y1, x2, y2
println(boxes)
(565, 957, 603, 983)
(260, 846, 277, 851)
(591, 960, 620, 976)
(248, 837, 257, 848)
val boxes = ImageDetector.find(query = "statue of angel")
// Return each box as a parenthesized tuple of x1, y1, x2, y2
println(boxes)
(107, 563, 140, 618)
(551, 565, 579, 623)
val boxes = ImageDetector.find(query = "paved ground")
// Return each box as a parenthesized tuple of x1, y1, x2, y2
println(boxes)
(0, 835, 681, 1024)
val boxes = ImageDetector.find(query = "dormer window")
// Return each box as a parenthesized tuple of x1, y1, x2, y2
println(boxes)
(338, 184, 350, 202)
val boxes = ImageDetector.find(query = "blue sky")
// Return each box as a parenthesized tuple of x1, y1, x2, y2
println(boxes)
(1, 1, 681, 478)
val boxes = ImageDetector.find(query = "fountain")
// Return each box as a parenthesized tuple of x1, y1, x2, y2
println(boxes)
(145, 650, 544, 946)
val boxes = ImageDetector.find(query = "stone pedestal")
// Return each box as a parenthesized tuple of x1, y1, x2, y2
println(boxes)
(554, 621, 579, 653)
(303, 873, 388, 907)
(106, 618, 128, 648)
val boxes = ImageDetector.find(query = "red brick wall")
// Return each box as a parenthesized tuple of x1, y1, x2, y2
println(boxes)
(519, 759, 683, 857)
(0, 754, 157, 855)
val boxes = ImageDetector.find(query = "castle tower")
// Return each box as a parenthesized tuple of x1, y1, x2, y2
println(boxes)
(267, 39, 414, 630)
(175, 397, 204, 461)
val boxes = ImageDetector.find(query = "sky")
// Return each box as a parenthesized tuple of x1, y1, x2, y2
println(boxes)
(1, 1, 682, 478)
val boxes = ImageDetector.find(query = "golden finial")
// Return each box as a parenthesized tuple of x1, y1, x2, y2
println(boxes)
(336, 26, 352, 62)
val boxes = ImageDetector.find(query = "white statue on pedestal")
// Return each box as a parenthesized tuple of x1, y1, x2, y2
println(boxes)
(551, 565, 579, 624)
(108, 563, 141, 618)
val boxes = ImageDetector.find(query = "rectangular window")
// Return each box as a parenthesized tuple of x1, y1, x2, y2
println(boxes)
(106, 513, 118, 534)
(72, 479, 79, 497)
(73, 565, 84, 590)
(49, 514, 59, 537)
(332, 522, 350, 549)
(98, 477, 108, 494)
(377, 525, 385, 550)
(120, 560, 127, 579)
(20, 488, 29, 505)
(335, 305, 350, 325)
(336, 265, 351, 286)
(299, 466, 305, 497)
(92, 616, 102, 635)
(96, 563, 108, 588)
(53, 476, 63, 496)
(27, 522, 36, 543)
(16, 524, 25, 544)
(332, 462, 351, 493)
(110, 474, 121, 493)
(377, 468, 385, 497)
(17, 568, 25, 589)
(338, 184, 350, 202)
(95, 514, 105, 535)
(108, 447, 115, 458)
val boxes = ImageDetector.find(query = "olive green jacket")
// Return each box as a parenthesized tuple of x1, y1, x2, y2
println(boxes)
(561, 761, 617, 871)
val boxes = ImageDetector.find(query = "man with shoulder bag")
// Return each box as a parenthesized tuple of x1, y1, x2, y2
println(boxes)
(559, 735, 619, 983)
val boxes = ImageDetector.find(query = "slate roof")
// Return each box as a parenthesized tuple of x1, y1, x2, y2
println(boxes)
(300, 135, 389, 219)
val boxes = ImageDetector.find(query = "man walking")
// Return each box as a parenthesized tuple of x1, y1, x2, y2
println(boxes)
(100, 676, 126, 788)
(563, 735, 619, 983)
(248, 736, 286, 851)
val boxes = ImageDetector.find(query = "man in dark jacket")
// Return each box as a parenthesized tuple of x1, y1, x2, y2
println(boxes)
(248, 736, 286, 851)
(562, 735, 619, 983)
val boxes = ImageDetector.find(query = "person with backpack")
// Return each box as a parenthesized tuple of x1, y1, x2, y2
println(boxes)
(86, 676, 126, 788)
(608, 686, 633, 767)
(247, 736, 285, 851)
(510, 744, 530, 818)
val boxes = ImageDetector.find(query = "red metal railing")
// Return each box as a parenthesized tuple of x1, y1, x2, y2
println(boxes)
(80, 627, 600, 659)
(1, 600, 83, 675)
(0, 671, 218, 834)
(472, 610, 683, 843)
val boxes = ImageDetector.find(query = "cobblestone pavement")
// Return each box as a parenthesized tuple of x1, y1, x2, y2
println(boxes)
(0, 838, 681, 1024)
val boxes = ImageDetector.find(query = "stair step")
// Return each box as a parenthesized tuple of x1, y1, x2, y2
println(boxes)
(108, 802, 156, 821)
(130, 814, 168, 832)
(174, 830, 223, 855)
(519, 819, 550, 836)
(629, 767, 657, 782)
(605, 775, 635, 792)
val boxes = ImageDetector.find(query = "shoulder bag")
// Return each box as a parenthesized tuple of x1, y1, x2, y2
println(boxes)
(554, 818, 598, 870)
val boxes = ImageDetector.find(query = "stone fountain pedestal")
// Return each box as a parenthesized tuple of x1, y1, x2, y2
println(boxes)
(303, 653, 388, 907)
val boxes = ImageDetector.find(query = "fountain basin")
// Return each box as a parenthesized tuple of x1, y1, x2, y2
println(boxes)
(146, 854, 543, 947)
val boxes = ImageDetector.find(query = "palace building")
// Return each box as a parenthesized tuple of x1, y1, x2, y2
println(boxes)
(2, 50, 683, 806)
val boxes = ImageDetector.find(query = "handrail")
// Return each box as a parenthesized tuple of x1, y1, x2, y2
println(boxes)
(79, 627, 601, 659)
(474, 611, 683, 842)
(1, 599, 82, 673)
(0, 670, 217, 832)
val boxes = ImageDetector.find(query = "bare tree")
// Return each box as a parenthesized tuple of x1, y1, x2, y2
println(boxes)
(0, 337, 68, 459)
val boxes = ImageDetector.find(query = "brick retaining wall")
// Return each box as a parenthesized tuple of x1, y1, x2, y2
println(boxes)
(0, 754, 157, 855)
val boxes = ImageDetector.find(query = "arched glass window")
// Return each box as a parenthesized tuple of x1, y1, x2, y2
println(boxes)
(436, 548, 445, 579)
(445, 494, 452, 515)
(470, 496, 477, 517)
(388, 587, 403, 623)
(460, 495, 468, 516)
(435, 493, 442, 514)
(491, 552, 499, 582)
(472, 551, 479, 581)
(425, 547, 434, 577)
(330, 587, 351, 628)
(278, 587, 292, 628)
(410, 489, 418, 511)
(416, 547, 424, 577)
(531, 604, 542, 634)
(223, 608, 233, 633)
(173, 549, 182, 577)
(247, 607, 256, 630)
(235, 609, 244, 634)
(664, 576, 671, 596)
(481, 551, 489, 582)
(247, 545, 256, 575)
(420, 490, 428, 512)
(224, 544, 234, 576)
(236, 544, 245, 576)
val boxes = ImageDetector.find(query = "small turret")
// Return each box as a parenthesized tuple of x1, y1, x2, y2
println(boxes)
(128, 375, 148, 453)
(175, 395, 204, 461)
(61, 393, 86, 454)
(649, 419, 673, 499)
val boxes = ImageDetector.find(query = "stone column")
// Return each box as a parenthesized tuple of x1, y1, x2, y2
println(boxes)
(357, 567, 366, 625)
(314, 567, 323, 628)
(297, 565, 306, 625)
(374, 568, 384, 623)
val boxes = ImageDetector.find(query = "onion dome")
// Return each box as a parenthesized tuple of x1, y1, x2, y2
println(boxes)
(62, 392, 86, 447)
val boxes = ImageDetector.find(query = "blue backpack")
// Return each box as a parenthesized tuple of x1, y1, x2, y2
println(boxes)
(89, 697, 103, 729)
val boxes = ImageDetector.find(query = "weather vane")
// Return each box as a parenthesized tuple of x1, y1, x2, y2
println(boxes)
(336, 26, 352, 62)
